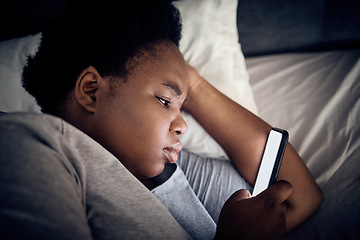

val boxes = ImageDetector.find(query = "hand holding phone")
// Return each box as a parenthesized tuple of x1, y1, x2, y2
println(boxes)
(252, 128, 288, 197)
(217, 181, 292, 239)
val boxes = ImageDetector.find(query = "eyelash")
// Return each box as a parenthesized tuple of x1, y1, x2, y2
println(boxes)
(157, 96, 171, 108)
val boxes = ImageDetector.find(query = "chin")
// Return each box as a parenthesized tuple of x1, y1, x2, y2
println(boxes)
(138, 163, 166, 179)
(151, 164, 166, 178)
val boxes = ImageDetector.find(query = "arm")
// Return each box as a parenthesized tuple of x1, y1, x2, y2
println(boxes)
(182, 65, 322, 231)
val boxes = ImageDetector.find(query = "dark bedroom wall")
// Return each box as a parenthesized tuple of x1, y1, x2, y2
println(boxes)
(323, 0, 360, 43)
(0, 0, 66, 41)
(237, 0, 360, 56)
(0, 0, 359, 56)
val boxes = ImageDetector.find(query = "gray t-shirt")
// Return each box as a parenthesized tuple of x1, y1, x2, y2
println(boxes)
(0, 112, 190, 240)
(0, 112, 252, 240)
(152, 151, 252, 240)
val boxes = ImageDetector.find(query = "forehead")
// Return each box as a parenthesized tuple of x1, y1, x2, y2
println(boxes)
(126, 42, 188, 93)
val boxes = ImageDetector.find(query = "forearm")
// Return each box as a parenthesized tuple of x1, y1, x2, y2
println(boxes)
(183, 72, 322, 230)
(278, 144, 322, 231)
(183, 77, 270, 184)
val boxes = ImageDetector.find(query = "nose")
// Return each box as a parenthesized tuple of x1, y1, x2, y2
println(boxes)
(170, 113, 187, 135)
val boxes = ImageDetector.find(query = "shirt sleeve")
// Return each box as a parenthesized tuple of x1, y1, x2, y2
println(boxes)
(0, 121, 92, 239)
(177, 150, 253, 223)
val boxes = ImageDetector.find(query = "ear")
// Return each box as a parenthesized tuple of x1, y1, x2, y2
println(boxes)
(75, 66, 102, 113)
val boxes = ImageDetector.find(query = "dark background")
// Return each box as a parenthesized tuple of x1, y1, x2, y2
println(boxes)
(0, 0, 359, 56)
(237, 0, 360, 56)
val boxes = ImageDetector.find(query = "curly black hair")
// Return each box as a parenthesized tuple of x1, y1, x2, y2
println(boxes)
(22, 0, 182, 115)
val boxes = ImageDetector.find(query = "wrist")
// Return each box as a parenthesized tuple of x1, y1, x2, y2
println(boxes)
(183, 79, 207, 110)
(182, 66, 209, 112)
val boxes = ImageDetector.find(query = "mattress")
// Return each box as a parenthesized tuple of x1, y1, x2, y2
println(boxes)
(247, 50, 360, 239)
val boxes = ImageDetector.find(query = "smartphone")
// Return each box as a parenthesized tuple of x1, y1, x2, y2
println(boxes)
(252, 128, 288, 197)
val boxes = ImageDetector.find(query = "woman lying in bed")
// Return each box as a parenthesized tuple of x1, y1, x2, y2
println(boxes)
(1, 0, 322, 239)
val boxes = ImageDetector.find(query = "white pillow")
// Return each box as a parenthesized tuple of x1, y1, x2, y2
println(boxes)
(0, 33, 41, 113)
(175, 0, 259, 159)
(0, 0, 258, 159)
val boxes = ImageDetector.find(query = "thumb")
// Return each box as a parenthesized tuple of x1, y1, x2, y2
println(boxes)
(226, 189, 252, 204)
(258, 180, 293, 204)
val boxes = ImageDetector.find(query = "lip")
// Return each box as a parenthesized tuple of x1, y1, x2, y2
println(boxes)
(163, 141, 183, 163)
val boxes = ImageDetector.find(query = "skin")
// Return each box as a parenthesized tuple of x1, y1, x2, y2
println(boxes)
(62, 41, 322, 239)
(64, 42, 188, 180)
(215, 181, 293, 240)
(183, 66, 323, 232)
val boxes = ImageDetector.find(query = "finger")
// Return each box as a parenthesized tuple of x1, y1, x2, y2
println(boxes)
(259, 180, 293, 205)
(226, 189, 251, 203)
(279, 203, 288, 229)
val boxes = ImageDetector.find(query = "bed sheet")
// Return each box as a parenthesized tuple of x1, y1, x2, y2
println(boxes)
(247, 50, 360, 239)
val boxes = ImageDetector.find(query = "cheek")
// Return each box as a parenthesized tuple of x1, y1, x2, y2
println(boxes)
(99, 103, 173, 178)
(109, 107, 169, 158)
(103, 96, 171, 150)
(122, 101, 170, 139)
(111, 117, 169, 179)
(134, 114, 170, 149)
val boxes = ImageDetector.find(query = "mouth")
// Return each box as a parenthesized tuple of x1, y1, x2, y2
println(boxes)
(163, 141, 183, 163)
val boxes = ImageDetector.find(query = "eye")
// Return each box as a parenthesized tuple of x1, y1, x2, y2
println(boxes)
(157, 96, 171, 108)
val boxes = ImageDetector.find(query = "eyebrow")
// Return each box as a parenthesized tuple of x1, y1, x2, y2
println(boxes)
(160, 81, 182, 96)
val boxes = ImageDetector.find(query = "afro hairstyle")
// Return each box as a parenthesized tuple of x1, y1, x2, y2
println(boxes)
(22, 0, 182, 115)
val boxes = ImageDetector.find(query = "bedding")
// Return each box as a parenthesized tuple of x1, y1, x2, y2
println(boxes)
(247, 50, 360, 239)
(176, 0, 258, 159)
(0, 33, 41, 112)
(0, 0, 359, 239)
